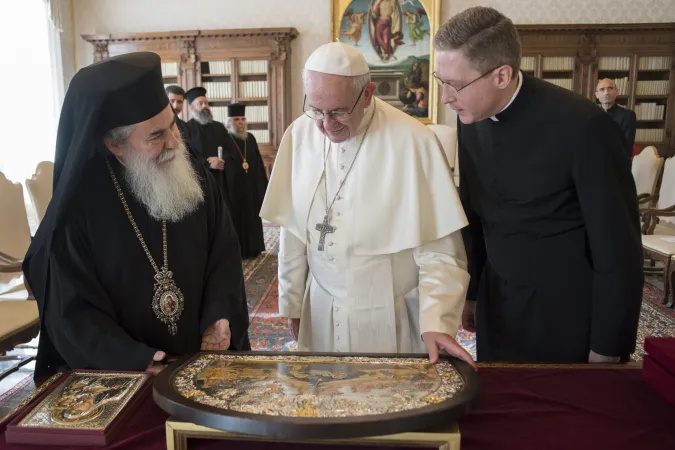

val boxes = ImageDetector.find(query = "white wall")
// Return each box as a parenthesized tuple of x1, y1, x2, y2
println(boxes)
(0, 0, 58, 182)
(59, 0, 77, 91)
(446, 0, 675, 24)
(72, 0, 330, 121)
(68, 0, 675, 127)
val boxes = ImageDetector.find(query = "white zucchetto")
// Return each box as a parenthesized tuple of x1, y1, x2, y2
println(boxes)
(304, 42, 370, 76)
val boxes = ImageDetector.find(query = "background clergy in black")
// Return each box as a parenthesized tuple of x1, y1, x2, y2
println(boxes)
(23, 53, 250, 377)
(223, 103, 268, 258)
(165, 84, 198, 160)
(596, 78, 637, 160)
(183, 87, 232, 211)
(434, 7, 643, 363)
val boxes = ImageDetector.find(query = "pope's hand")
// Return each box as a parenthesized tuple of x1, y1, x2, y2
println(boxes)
(422, 331, 476, 369)
(201, 319, 231, 350)
(288, 318, 300, 341)
(145, 351, 166, 375)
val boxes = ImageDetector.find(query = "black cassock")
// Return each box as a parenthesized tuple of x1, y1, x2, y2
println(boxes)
(222, 132, 268, 258)
(27, 154, 250, 376)
(458, 73, 643, 363)
(184, 119, 233, 212)
(605, 104, 637, 159)
(175, 116, 200, 161)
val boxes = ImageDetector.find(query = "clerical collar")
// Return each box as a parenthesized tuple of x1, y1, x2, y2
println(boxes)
(490, 71, 523, 122)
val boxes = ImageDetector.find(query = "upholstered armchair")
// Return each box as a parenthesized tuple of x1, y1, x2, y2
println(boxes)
(641, 156, 675, 236)
(25, 161, 54, 225)
(0, 171, 32, 299)
(641, 157, 675, 305)
(0, 171, 39, 364)
(632, 146, 664, 211)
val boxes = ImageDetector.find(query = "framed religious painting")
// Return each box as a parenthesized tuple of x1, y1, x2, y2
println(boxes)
(331, 0, 440, 124)
(5, 370, 152, 446)
(153, 351, 480, 440)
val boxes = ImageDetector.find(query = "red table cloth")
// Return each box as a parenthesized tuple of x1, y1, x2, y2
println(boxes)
(1, 364, 674, 450)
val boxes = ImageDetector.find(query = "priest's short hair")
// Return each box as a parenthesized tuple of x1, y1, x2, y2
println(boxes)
(165, 85, 186, 98)
(434, 6, 521, 73)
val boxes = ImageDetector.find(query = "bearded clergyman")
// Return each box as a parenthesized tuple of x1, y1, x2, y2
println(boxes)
(183, 86, 236, 213)
(23, 52, 251, 378)
(222, 103, 268, 259)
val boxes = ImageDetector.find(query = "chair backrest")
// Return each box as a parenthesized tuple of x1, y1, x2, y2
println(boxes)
(0, 171, 32, 297)
(0, 171, 31, 261)
(657, 157, 675, 225)
(427, 124, 458, 170)
(631, 146, 663, 197)
(25, 161, 54, 223)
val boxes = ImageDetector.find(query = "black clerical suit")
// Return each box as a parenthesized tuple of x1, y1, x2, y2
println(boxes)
(458, 73, 643, 363)
(222, 132, 268, 258)
(605, 104, 637, 159)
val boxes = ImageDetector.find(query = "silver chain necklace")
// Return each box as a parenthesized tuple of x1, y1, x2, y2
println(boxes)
(315, 102, 377, 251)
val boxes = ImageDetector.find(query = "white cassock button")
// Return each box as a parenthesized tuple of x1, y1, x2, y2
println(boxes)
(336, 212, 341, 216)
(337, 195, 342, 200)
(335, 307, 339, 312)
(336, 322, 339, 327)
(329, 256, 335, 261)
(329, 241, 334, 247)
(340, 164, 345, 170)
(341, 148, 346, 153)
(337, 336, 340, 340)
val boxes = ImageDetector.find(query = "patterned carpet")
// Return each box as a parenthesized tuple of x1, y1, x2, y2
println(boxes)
(245, 226, 675, 361)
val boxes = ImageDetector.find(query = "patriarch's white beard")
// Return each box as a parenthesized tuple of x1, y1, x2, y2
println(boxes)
(122, 139, 204, 223)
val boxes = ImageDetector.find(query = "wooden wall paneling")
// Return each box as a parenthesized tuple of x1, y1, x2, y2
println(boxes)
(516, 23, 675, 156)
(83, 28, 298, 172)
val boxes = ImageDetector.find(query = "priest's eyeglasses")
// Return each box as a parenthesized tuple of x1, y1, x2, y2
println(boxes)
(303, 86, 365, 121)
(432, 66, 501, 96)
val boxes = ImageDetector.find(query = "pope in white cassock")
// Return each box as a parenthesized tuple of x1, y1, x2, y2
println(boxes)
(260, 43, 475, 366)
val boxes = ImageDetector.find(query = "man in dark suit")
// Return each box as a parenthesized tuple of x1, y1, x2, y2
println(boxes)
(434, 7, 643, 364)
(165, 85, 195, 156)
(596, 78, 637, 159)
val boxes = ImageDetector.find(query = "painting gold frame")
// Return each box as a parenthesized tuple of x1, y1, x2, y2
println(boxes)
(331, 0, 440, 124)
(165, 418, 460, 450)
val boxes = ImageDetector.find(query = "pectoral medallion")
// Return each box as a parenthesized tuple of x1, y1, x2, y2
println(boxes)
(152, 269, 184, 336)
(242, 160, 249, 172)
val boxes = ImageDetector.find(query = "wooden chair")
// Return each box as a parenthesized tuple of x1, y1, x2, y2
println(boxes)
(642, 156, 675, 236)
(633, 146, 663, 210)
(427, 124, 459, 186)
(641, 157, 675, 304)
(0, 171, 32, 300)
(0, 171, 39, 362)
(25, 161, 54, 225)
